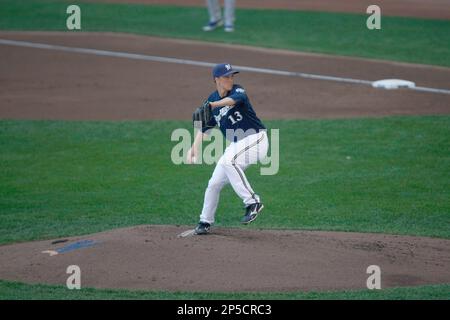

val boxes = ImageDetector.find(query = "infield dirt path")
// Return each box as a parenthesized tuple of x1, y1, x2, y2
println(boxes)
(0, 225, 449, 292)
(1, 32, 449, 120)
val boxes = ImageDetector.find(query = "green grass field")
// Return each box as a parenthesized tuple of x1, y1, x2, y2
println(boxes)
(0, 0, 449, 67)
(0, 116, 450, 299)
(0, 280, 449, 300)
(1, 118, 449, 245)
(0, 0, 449, 300)
(1, 118, 449, 299)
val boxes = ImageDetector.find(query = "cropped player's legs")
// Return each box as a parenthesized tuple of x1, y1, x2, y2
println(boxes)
(219, 131, 269, 206)
(224, 0, 236, 27)
(206, 0, 222, 23)
(199, 163, 229, 224)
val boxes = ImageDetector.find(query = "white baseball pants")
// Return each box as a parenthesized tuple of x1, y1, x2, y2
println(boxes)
(199, 131, 268, 224)
(206, 0, 236, 27)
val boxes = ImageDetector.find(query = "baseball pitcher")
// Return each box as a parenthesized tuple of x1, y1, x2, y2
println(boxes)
(188, 63, 268, 235)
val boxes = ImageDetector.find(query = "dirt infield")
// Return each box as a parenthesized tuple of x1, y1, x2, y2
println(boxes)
(1, 32, 449, 120)
(89, 0, 450, 20)
(0, 225, 449, 292)
(1, 31, 450, 292)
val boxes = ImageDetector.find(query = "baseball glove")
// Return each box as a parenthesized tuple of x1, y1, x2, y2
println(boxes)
(192, 100, 213, 130)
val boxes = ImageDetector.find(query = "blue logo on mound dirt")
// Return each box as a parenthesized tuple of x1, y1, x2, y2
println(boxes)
(42, 239, 98, 256)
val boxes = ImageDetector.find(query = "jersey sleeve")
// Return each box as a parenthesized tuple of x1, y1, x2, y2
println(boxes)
(228, 85, 248, 105)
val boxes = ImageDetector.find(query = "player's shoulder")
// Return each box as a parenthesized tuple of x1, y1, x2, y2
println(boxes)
(232, 84, 246, 94)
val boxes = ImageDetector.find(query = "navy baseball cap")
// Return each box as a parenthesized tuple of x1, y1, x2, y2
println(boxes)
(212, 63, 240, 78)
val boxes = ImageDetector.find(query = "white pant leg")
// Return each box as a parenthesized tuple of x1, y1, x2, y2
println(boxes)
(219, 131, 269, 206)
(206, 0, 222, 22)
(224, 0, 236, 27)
(199, 162, 229, 224)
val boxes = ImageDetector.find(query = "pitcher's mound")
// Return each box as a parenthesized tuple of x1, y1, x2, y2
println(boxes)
(0, 225, 449, 292)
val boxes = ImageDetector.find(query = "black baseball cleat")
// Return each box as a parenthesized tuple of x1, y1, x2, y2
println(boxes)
(195, 221, 211, 235)
(241, 203, 264, 224)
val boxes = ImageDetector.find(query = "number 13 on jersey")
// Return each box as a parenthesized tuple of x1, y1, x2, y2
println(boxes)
(228, 111, 243, 124)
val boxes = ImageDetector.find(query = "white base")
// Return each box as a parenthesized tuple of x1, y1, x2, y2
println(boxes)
(372, 79, 416, 90)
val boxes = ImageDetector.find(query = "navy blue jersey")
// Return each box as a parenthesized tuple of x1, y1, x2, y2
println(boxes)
(202, 84, 266, 141)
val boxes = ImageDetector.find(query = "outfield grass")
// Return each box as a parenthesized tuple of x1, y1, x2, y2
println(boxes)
(0, 280, 449, 300)
(0, 0, 449, 67)
(1, 117, 449, 246)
